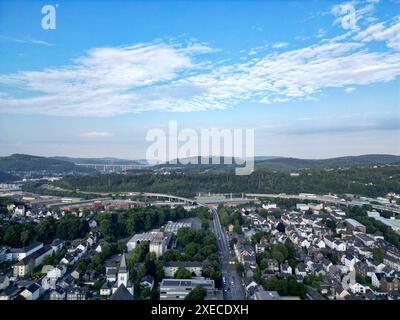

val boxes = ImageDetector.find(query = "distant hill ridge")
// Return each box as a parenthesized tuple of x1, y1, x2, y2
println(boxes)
(157, 154, 400, 171)
(0, 154, 95, 174)
(50, 156, 145, 165)
(0, 170, 18, 182)
(255, 154, 400, 170)
(0, 154, 398, 175)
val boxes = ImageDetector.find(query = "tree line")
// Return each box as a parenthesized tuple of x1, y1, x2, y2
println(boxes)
(95, 206, 195, 242)
(0, 216, 90, 247)
(50, 164, 400, 198)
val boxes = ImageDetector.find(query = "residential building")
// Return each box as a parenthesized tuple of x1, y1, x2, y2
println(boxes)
(163, 221, 192, 234)
(127, 231, 158, 252)
(49, 286, 66, 300)
(13, 245, 53, 278)
(20, 283, 41, 300)
(296, 204, 309, 211)
(380, 276, 400, 292)
(160, 278, 215, 300)
(163, 261, 203, 278)
(6, 241, 43, 262)
(345, 219, 366, 233)
(66, 287, 88, 300)
(254, 290, 281, 300)
(0, 275, 10, 290)
(281, 263, 293, 275)
(41, 265, 67, 290)
(149, 232, 166, 258)
(140, 275, 155, 290)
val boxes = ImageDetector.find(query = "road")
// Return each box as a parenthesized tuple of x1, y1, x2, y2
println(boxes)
(210, 207, 246, 300)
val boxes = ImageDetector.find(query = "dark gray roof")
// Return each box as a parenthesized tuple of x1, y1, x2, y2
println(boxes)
(62, 274, 75, 285)
(110, 285, 134, 300)
(51, 239, 64, 246)
(297, 263, 307, 271)
(10, 241, 42, 254)
(66, 287, 88, 294)
(25, 282, 41, 293)
(53, 286, 66, 295)
(16, 246, 52, 266)
(101, 281, 112, 290)
(164, 261, 202, 268)
(140, 275, 154, 284)
(0, 285, 21, 297)
(0, 274, 8, 283)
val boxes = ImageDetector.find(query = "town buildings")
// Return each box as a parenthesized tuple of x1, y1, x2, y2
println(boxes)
(159, 277, 215, 300)
(163, 261, 203, 277)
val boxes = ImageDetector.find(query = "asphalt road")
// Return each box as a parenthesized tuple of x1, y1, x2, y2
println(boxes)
(211, 207, 246, 300)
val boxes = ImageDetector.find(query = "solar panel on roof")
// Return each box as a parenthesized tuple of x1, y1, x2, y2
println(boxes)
(163, 280, 179, 286)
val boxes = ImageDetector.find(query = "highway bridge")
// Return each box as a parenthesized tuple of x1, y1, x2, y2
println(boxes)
(76, 163, 151, 172)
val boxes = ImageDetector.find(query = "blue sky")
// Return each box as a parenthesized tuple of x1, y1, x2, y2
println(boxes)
(0, 0, 399, 159)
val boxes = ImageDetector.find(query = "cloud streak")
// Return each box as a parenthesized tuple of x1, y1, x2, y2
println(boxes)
(0, 35, 54, 46)
(80, 131, 114, 137)
(0, 8, 399, 117)
(272, 42, 289, 49)
(286, 117, 400, 136)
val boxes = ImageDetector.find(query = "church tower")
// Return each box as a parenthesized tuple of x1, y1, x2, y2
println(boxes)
(117, 253, 128, 288)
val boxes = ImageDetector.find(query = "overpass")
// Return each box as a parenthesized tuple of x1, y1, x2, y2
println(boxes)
(76, 163, 151, 171)
(122, 192, 202, 206)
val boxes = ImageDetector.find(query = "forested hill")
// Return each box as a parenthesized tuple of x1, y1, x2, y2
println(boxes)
(255, 154, 400, 170)
(50, 164, 400, 198)
(154, 154, 400, 172)
(0, 170, 18, 182)
(0, 154, 95, 175)
(50, 156, 144, 165)
(1, 153, 398, 174)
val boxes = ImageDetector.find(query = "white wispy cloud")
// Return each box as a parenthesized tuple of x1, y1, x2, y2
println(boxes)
(80, 131, 114, 137)
(316, 28, 327, 38)
(331, 0, 380, 31)
(295, 35, 310, 41)
(344, 87, 356, 93)
(0, 35, 54, 46)
(183, 41, 400, 107)
(354, 18, 400, 50)
(252, 25, 263, 32)
(0, 41, 213, 116)
(272, 42, 289, 49)
(0, 7, 400, 117)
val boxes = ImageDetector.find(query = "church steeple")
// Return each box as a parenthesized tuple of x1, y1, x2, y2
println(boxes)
(119, 253, 128, 273)
(117, 253, 128, 288)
